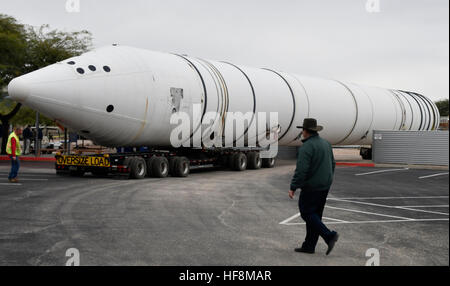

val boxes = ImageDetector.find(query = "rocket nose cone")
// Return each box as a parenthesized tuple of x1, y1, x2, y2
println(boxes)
(8, 76, 30, 103)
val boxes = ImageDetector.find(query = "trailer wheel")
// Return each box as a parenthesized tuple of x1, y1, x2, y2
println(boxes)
(129, 157, 147, 179)
(151, 156, 169, 178)
(123, 157, 132, 167)
(173, 157, 190, 177)
(227, 154, 235, 169)
(232, 152, 247, 171)
(169, 156, 179, 175)
(262, 157, 276, 168)
(247, 152, 262, 169)
(146, 156, 157, 177)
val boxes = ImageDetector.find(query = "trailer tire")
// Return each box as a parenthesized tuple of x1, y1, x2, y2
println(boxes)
(232, 152, 247, 171)
(151, 156, 169, 178)
(172, 157, 190, 177)
(146, 156, 157, 177)
(262, 157, 276, 168)
(169, 156, 179, 175)
(129, 157, 147, 179)
(247, 152, 262, 169)
(227, 154, 235, 169)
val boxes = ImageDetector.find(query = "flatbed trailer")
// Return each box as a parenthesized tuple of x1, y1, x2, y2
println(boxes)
(55, 148, 276, 179)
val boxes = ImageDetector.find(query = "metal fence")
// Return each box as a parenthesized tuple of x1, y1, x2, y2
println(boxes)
(372, 130, 449, 166)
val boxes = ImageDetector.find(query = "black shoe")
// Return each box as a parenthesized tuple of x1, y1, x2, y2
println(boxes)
(294, 247, 315, 254)
(326, 232, 339, 255)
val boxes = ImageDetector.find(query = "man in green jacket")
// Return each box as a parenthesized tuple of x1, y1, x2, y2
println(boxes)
(289, 118, 339, 255)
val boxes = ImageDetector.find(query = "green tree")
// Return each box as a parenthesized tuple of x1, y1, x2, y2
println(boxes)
(435, 98, 449, 117)
(0, 14, 92, 154)
(0, 14, 27, 87)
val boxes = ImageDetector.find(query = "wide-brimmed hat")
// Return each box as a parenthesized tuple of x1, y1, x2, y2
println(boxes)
(296, 118, 323, 132)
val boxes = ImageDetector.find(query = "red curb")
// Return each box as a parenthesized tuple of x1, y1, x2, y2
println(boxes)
(0, 156, 56, 162)
(336, 162, 375, 167)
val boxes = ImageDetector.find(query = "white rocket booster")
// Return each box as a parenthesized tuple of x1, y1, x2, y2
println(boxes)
(7, 45, 439, 147)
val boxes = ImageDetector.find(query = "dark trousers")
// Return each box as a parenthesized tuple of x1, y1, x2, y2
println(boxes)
(298, 189, 333, 250)
(8, 156, 20, 179)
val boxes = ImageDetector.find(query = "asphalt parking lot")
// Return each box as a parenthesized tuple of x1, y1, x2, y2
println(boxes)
(0, 160, 448, 266)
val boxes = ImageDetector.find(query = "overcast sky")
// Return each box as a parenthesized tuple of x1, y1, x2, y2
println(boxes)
(1, 0, 448, 101)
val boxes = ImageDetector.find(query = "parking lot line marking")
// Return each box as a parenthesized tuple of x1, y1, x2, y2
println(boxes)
(325, 205, 414, 220)
(355, 168, 408, 176)
(0, 172, 53, 174)
(329, 198, 449, 216)
(394, 206, 448, 216)
(16, 179, 49, 181)
(418, 172, 449, 179)
(323, 216, 349, 223)
(282, 218, 449, 226)
(328, 196, 449, 200)
(0, 183, 22, 186)
(279, 213, 300, 225)
(399, 205, 449, 208)
(279, 214, 349, 224)
(0, 173, 55, 177)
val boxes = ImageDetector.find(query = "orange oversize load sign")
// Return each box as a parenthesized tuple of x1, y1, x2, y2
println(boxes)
(56, 155, 111, 167)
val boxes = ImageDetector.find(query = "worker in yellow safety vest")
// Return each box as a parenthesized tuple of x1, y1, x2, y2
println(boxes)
(6, 127, 22, 183)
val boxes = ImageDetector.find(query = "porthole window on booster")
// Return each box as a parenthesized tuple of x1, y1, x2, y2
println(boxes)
(88, 65, 96, 71)
(76, 68, 85, 74)
(103, 66, 111, 72)
(106, 105, 114, 113)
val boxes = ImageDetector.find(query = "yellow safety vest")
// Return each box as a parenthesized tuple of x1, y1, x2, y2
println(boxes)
(6, 132, 22, 156)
